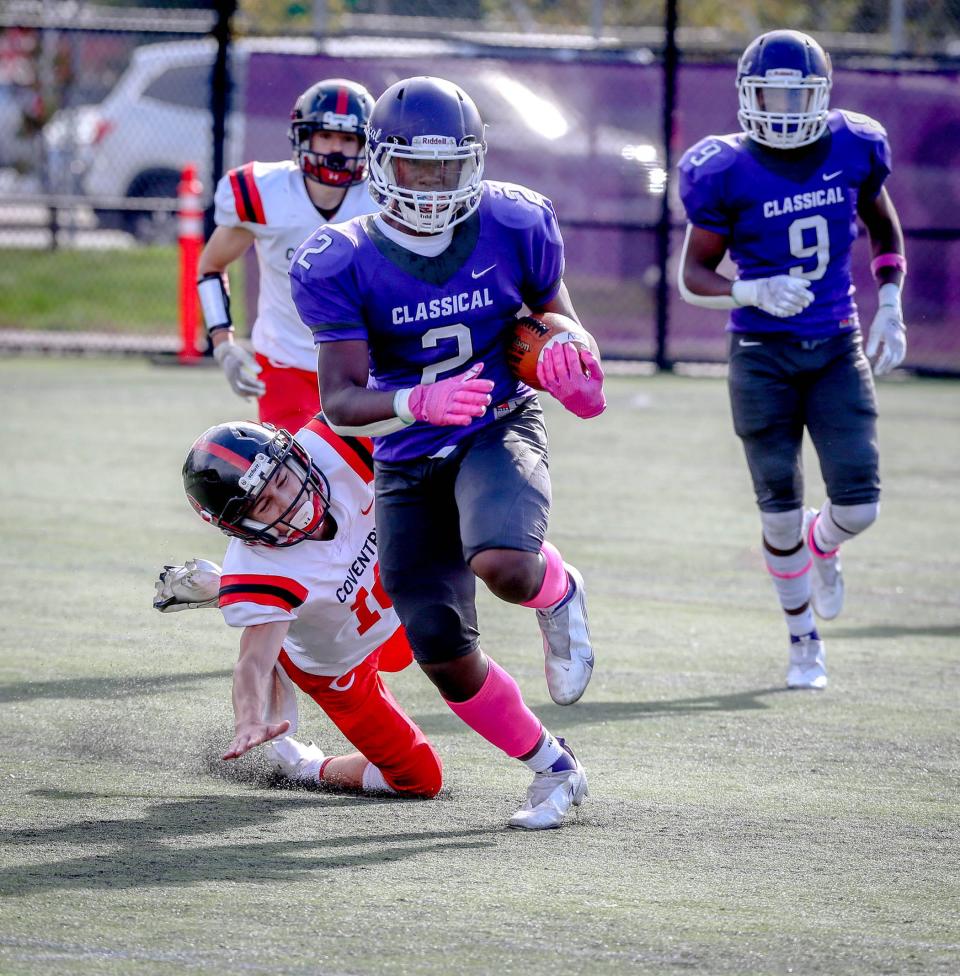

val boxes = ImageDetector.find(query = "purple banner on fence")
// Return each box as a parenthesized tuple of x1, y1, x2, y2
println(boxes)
(244, 51, 960, 370)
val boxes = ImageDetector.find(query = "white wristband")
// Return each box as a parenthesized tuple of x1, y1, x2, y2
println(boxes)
(731, 279, 758, 308)
(878, 282, 902, 310)
(197, 273, 232, 332)
(393, 388, 416, 426)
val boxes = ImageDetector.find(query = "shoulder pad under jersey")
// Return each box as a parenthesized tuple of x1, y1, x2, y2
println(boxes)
(290, 219, 364, 281)
(832, 109, 888, 143)
(223, 162, 267, 224)
(678, 134, 742, 180)
(482, 180, 557, 229)
(248, 159, 298, 196)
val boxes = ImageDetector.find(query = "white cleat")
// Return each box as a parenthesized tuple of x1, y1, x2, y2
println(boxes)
(508, 744, 588, 831)
(803, 508, 845, 620)
(262, 736, 325, 785)
(536, 564, 594, 705)
(787, 635, 828, 690)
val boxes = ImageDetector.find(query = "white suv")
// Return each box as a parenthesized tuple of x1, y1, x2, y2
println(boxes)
(45, 40, 248, 242)
(45, 36, 664, 241)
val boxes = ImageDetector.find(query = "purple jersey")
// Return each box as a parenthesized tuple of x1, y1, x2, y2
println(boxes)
(289, 180, 563, 461)
(678, 109, 892, 338)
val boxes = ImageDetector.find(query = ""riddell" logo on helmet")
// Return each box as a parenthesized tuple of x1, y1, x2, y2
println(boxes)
(413, 135, 457, 146)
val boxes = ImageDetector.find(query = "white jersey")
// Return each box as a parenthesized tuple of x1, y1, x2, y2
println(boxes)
(214, 161, 377, 371)
(218, 420, 399, 677)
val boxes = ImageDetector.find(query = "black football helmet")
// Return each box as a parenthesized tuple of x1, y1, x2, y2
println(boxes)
(737, 30, 832, 150)
(288, 78, 375, 187)
(182, 422, 330, 548)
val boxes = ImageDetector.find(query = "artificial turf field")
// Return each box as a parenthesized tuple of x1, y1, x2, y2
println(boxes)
(0, 356, 957, 976)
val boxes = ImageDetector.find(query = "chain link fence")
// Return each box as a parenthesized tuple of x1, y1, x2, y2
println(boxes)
(1, 0, 959, 371)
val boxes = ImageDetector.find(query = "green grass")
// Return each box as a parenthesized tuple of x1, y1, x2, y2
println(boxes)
(0, 359, 958, 975)
(0, 249, 245, 333)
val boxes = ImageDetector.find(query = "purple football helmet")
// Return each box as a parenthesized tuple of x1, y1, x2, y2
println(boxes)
(737, 30, 832, 150)
(366, 76, 486, 233)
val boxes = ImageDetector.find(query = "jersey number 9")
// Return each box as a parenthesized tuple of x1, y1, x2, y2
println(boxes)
(788, 215, 829, 280)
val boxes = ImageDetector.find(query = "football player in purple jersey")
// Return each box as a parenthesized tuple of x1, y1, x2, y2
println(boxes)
(677, 30, 908, 690)
(289, 76, 606, 830)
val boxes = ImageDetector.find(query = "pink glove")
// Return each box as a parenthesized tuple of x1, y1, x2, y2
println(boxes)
(536, 341, 606, 419)
(405, 363, 494, 426)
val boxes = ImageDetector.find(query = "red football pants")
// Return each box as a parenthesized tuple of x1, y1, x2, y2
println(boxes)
(255, 354, 320, 434)
(277, 629, 441, 797)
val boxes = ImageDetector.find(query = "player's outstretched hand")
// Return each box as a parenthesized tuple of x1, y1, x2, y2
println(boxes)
(536, 341, 607, 419)
(213, 341, 266, 398)
(406, 363, 495, 426)
(222, 720, 291, 761)
(153, 558, 222, 612)
(733, 275, 814, 318)
(866, 303, 907, 376)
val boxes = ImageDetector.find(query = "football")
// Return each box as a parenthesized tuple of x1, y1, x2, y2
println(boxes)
(506, 312, 588, 390)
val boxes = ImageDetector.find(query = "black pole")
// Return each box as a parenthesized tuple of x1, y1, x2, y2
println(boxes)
(654, 0, 679, 371)
(206, 0, 236, 241)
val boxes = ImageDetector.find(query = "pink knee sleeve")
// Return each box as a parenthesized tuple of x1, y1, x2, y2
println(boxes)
(521, 540, 569, 609)
(445, 658, 542, 759)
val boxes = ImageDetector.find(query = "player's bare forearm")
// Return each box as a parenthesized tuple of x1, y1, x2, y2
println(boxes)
(532, 281, 600, 359)
(231, 621, 288, 728)
(858, 188, 905, 286)
(198, 226, 256, 349)
(317, 339, 399, 426)
(222, 621, 292, 760)
(681, 225, 734, 296)
(198, 225, 256, 276)
(533, 280, 580, 323)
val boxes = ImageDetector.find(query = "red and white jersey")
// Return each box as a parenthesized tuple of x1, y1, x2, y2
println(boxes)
(214, 161, 376, 371)
(217, 420, 399, 677)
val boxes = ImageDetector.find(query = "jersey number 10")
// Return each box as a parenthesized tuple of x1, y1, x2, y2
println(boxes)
(350, 562, 393, 636)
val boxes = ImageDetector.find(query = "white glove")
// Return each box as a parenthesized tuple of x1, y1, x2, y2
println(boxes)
(732, 276, 814, 318)
(153, 559, 222, 613)
(865, 284, 907, 376)
(213, 342, 266, 398)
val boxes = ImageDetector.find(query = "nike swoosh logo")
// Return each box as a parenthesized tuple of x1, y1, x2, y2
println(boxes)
(822, 170, 842, 181)
(471, 263, 496, 279)
(739, 339, 763, 347)
(329, 672, 356, 692)
(361, 501, 373, 515)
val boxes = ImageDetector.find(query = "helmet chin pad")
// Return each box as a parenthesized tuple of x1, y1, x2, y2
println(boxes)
(296, 144, 366, 187)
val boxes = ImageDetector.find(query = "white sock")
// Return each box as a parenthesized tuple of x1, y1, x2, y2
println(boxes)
(523, 732, 567, 773)
(814, 500, 879, 552)
(763, 540, 812, 607)
(361, 762, 397, 794)
(786, 606, 817, 639)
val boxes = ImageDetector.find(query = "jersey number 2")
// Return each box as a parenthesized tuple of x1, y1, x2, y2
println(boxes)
(296, 233, 334, 270)
(420, 323, 473, 384)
